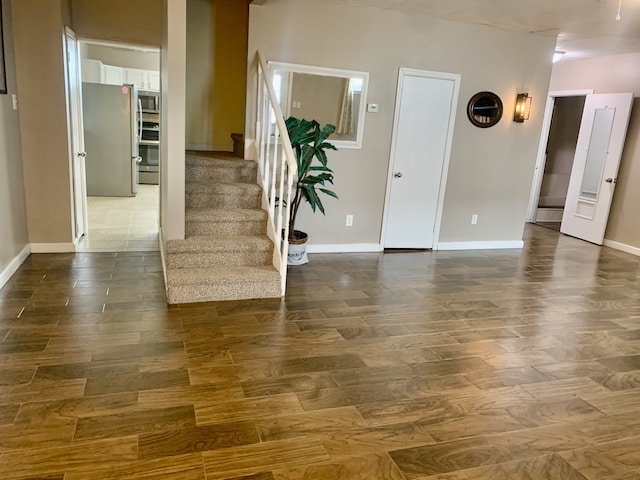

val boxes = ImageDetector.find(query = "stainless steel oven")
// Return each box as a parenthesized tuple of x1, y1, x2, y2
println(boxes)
(139, 120, 160, 184)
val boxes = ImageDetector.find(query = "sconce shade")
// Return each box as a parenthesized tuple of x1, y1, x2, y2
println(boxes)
(514, 93, 532, 122)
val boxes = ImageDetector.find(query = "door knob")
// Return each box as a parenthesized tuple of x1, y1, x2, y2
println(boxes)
(605, 178, 617, 183)
(394, 172, 403, 178)
(77, 152, 86, 157)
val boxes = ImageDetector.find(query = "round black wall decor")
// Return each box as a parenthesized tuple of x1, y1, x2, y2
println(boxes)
(467, 91, 503, 128)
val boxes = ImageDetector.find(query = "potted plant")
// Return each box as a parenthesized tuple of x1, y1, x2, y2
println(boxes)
(285, 116, 338, 265)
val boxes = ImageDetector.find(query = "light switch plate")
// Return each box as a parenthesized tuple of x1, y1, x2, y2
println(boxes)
(367, 103, 379, 113)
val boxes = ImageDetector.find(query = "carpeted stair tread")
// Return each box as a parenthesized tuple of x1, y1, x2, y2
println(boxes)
(186, 208, 267, 222)
(186, 180, 262, 196)
(185, 156, 257, 183)
(167, 265, 279, 286)
(186, 154, 256, 169)
(166, 266, 281, 303)
(167, 235, 273, 253)
(185, 208, 267, 237)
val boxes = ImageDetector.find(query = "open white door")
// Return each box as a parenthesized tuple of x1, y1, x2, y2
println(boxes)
(382, 69, 460, 249)
(63, 27, 88, 241)
(561, 93, 633, 245)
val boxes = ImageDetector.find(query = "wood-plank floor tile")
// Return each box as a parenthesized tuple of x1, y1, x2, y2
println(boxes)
(418, 453, 589, 480)
(297, 383, 397, 411)
(84, 369, 190, 395)
(202, 438, 329, 479)
(0, 437, 138, 479)
(138, 421, 260, 459)
(63, 453, 206, 480)
(255, 406, 367, 441)
(466, 366, 549, 389)
(240, 372, 337, 397)
(356, 396, 459, 427)
(195, 393, 304, 425)
(506, 397, 603, 428)
(272, 452, 405, 480)
(74, 404, 196, 441)
(561, 436, 640, 480)
(321, 421, 436, 458)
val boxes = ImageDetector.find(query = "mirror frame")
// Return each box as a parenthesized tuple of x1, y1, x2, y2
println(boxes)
(467, 91, 503, 128)
(269, 61, 370, 149)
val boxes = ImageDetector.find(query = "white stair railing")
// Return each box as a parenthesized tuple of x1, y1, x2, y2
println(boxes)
(255, 51, 297, 295)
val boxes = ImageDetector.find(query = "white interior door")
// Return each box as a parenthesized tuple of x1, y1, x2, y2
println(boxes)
(382, 69, 459, 249)
(561, 93, 633, 245)
(64, 27, 87, 241)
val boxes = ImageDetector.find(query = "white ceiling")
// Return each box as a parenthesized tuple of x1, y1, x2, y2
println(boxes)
(311, 0, 640, 62)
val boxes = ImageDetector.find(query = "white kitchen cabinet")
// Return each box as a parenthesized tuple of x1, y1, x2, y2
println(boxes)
(124, 68, 160, 92)
(148, 71, 160, 91)
(102, 64, 124, 86)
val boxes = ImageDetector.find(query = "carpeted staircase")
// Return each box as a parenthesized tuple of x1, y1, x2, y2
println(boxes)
(165, 151, 282, 304)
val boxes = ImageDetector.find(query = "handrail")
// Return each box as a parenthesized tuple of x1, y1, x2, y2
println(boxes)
(255, 50, 297, 295)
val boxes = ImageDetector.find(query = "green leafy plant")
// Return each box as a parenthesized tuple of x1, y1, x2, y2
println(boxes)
(285, 117, 338, 242)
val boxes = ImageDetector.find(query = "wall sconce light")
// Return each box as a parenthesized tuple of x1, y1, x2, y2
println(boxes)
(514, 93, 532, 123)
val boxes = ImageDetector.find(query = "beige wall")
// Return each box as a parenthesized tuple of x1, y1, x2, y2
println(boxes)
(71, 0, 162, 47)
(248, 0, 555, 246)
(550, 53, 640, 249)
(12, 0, 74, 245)
(0, 0, 28, 275)
(161, 0, 186, 242)
(81, 43, 160, 71)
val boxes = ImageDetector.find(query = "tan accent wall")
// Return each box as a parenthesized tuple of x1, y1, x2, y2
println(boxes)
(0, 0, 28, 271)
(185, 0, 248, 151)
(70, 0, 162, 47)
(11, 0, 73, 245)
(550, 53, 640, 249)
(247, 0, 555, 246)
(211, 0, 248, 149)
(185, 0, 215, 149)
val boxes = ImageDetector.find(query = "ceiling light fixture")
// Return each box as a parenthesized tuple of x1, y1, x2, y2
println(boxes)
(616, 0, 622, 20)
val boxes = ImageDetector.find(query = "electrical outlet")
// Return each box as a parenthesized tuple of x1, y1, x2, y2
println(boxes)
(471, 214, 478, 225)
(346, 214, 354, 227)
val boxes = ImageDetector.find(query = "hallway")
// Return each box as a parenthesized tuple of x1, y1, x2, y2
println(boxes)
(0, 225, 639, 479)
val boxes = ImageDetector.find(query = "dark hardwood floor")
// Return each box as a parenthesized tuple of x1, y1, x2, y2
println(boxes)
(1, 224, 640, 479)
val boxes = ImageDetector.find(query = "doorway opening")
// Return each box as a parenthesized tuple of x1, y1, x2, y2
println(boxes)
(528, 90, 634, 245)
(534, 95, 585, 231)
(75, 39, 161, 252)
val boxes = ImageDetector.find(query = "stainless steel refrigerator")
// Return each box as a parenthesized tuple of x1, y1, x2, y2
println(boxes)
(82, 83, 141, 197)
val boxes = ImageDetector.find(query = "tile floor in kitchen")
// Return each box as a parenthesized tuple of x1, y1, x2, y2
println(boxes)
(76, 184, 159, 252)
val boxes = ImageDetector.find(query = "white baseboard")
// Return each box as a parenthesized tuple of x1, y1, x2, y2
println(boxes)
(603, 239, 640, 257)
(307, 243, 383, 253)
(158, 228, 168, 287)
(0, 244, 31, 289)
(437, 240, 524, 251)
(30, 243, 77, 253)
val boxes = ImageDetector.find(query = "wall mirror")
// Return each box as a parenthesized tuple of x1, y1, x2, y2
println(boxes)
(467, 91, 503, 128)
(269, 61, 370, 149)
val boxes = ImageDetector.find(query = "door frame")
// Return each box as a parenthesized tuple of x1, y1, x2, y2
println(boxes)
(526, 89, 593, 222)
(63, 26, 88, 243)
(380, 67, 461, 249)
